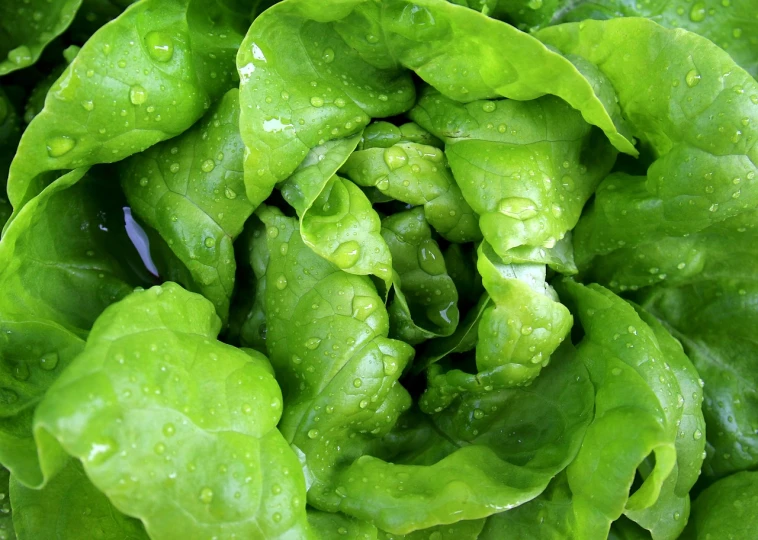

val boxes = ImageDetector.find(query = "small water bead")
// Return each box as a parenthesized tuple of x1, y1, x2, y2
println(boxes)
(46, 135, 76, 157)
(353, 378, 363, 388)
(200, 159, 215, 173)
(307, 429, 319, 439)
(305, 337, 321, 350)
(275, 274, 288, 290)
(322, 48, 335, 63)
(332, 241, 361, 269)
(204, 237, 216, 248)
(383, 146, 408, 171)
(13, 362, 30, 381)
(154, 442, 166, 455)
(482, 101, 496, 113)
(163, 423, 176, 437)
(685, 69, 701, 87)
(693, 429, 703, 440)
(417, 240, 445, 276)
(139, 177, 149, 187)
(310, 96, 324, 107)
(473, 409, 485, 419)
(199, 487, 214, 504)
(352, 296, 377, 321)
(81, 100, 95, 111)
(366, 34, 380, 43)
(224, 186, 237, 199)
(375, 176, 390, 191)
(145, 31, 174, 62)
(39, 352, 59, 371)
(382, 355, 398, 375)
(169, 162, 180, 173)
(267, 226, 279, 238)
(497, 197, 538, 220)
(689, 2, 706, 22)
(7, 45, 32, 66)
(129, 85, 148, 105)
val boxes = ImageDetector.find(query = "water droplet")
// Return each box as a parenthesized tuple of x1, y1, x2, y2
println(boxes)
(332, 241, 361, 269)
(310, 96, 324, 107)
(366, 34, 380, 44)
(199, 487, 214, 504)
(267, 226, 279, 238)
(224, 186, 237, 199)
(275, 274, 288, 290)
(689, 2, 707, 22)
(81, 100, 94, 111)
(204, 237, 216, 248)
(7, 45, 32, 66)
(685, 69, 701, 87)
(353, 378, 363, 388)
(307, 429, 319, 439)
(497, 197, 538, 220)
(375, 176, 390, 191)
(305, 337, 321, 350)
(352, 296, 377, 321)
(611, 367, 622, 376)
(473, 409, 485, 419)
(46, 136, 76, 157)
(417, 239, 445, 276)
(154, 442, 166, 455)
(482, 101, 496, 113)
(322, 48, 335, 63)
(12, 362, 29, 381)
(145, 31, 174, 62)
(163, 423, 176, 437)
(693, 429, 703, 440)
(382, 355, 398, 375)
(201, 159, 215, 173)
(129, 85, 148, 105)
(169, 163, 180, 173)
(383, 146, 408, 171)
(39, 352, 59, 371)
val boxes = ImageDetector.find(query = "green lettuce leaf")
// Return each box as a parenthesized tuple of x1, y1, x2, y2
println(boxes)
(410, 88, 616, 266)
(340, 122, 481, 243)
(0, 168, 146, 487)
(681, 471, 758, 539)
(237, 0, 636, 211)
(122, 89, 254, 323)
(381, 208, 460, 344)
(555, 0, 758, 80)
(420, 243, 572, 412)
(308, 509, 378, 540)
(279, 133, 393, 282)
(6, 0, 247, 220)
(641, 278, 758, 479)
(0, 0, 82, 76)
(33, 282, 313, 538)
(557, 280, 705, 539)
(9, 460, 146, 539)
(254, 207, 593, 532)
(0, 467, 13, 540)
(538, 19, 758, 281)
(0, 87, 20, 230)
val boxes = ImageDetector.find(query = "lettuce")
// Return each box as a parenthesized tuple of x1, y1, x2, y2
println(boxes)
(0, 0, 756, 538)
